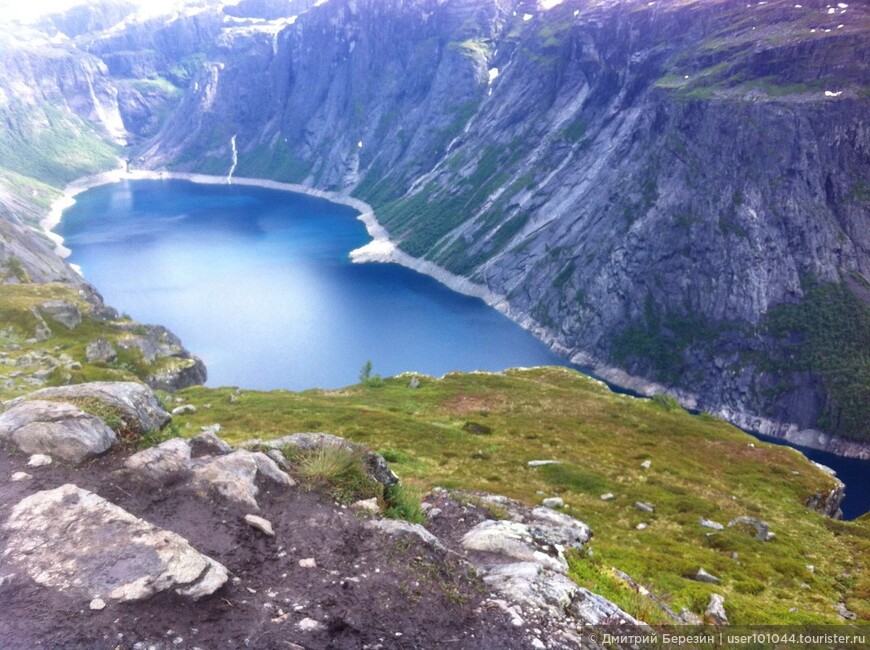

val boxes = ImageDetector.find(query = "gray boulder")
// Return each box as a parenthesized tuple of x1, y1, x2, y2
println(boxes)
(692, 568, 722, 584)
(3, 484, 227, 602)
(40, 301, 81, 330)
(462, 520, 567, 573)
(0, 400, 116, 464)
(728, 516, 771, 541)
(85, 338, 116, 363)
(190, 430, 233, 457)
(5, 381, 170, 433)
(365, 518, 445, 550)
(700, 518, 724, 530)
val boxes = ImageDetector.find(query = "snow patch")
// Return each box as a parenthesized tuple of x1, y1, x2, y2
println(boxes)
(488, 67, 499, 83)
(824, 90, 843, 97)
(523, 13, 533, 22)
(539, 0, 565, 9)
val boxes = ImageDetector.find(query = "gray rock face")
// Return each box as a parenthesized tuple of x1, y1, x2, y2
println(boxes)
(39, 301, 81, 330)
(3, 484, 228, 602)
(0, 400, 116, 464)
(452, 492, 638, 643)
(123, 437, 295, 509)
(5, 381, 171, 433)
(85, 338, 117, 363)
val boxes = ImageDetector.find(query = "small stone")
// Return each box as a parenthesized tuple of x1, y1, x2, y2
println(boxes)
(680, 608, 703, 625)
(806, 565, 815, 573)
(527, 460, 561, 467)
(640, 460, 652, 469)
(634, 502, 654, 513)
(351, 498, 380, 514)
(731, 552, 739, 561)
(299, 558, 317, 568)
(532, 639, 546, 650)
(692, 568, 722, 584)
(89, 598, 106, 611)
(635, 523, 648, 530)
(700, 518, 724, 530)
(298, 617, 323, 632)
(10, 472, 32, 482)
(542, 497, 564, 509)
(600, 493, 615, 501)
(172, 405, 197, 416)
(407, 376, 420, 389)
(27, 454, 52, 467)
(244, 514, 275, 537)
(426, 507, 442, 519)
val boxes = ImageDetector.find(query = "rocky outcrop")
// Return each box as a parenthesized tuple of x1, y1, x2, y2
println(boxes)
(122, 437, 295, 509)
(5, 381, 171, 433)
(3, 484, 228, 603)
(0, 400, 115, 464)
(248, 432, 399, 488)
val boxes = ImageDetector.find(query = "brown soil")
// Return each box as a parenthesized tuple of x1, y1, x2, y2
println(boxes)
(0, 443, 523, 650)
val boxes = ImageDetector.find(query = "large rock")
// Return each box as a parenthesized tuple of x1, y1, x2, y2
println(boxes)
(249, 432, 399, 488)
(123, 437, 294, 509)
(39, 301, 81, 330)
(462, 520, 568, 573)
(0, 400, 116, 464)
(3, 484, 228, 602)
(85, 338, 117, 363)
(5, 381, 170, 433)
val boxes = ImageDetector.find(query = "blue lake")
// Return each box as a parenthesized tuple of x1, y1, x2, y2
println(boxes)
(56, 179, 570, 391)
(56, 179, 869, 519)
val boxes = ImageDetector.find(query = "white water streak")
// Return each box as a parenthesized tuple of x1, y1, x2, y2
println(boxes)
(227, 134, 238, 184)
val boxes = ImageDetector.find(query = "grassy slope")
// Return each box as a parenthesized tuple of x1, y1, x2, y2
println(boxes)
(162, 370, 869, 626)
(1, 286, 868, 625)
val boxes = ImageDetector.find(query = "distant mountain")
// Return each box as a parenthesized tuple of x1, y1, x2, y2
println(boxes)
(1, 0, 868, 452)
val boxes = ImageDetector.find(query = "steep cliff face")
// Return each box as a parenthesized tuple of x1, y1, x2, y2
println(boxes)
(1, 0, 868, 448)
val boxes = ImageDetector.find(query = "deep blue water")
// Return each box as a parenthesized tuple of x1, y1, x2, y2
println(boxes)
(56, 179, 868, 519)
(56, 179, 571, 390)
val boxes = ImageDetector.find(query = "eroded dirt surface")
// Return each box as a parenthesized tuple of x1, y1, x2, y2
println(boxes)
(0, 443, 520, 650)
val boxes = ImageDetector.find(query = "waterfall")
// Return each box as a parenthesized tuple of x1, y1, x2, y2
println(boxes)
(227, 134, 238, 184)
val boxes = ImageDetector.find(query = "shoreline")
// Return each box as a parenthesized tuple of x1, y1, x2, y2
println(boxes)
(43, 168, 870, 461)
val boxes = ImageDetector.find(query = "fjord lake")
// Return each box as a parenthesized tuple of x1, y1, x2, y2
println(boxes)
(56, 178, 870, 519)
(56, 179, 570, 391)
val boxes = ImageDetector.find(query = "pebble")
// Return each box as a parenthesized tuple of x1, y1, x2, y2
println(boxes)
(636, 523, 648, 530)
(89, 598, 106, 611)
(542, 497, 564, 509)
(640, 460, 652, 469)
(244, 514, 275, 537)
(10, 472, 32, 482)
(600, 493, 615, 501)
(299, 558, 317, 568)
(27, 454, 52, 467)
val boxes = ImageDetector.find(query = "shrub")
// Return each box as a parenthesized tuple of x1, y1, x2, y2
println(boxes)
(296, 445, 381, 504)
(384, 484, 426, 524)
